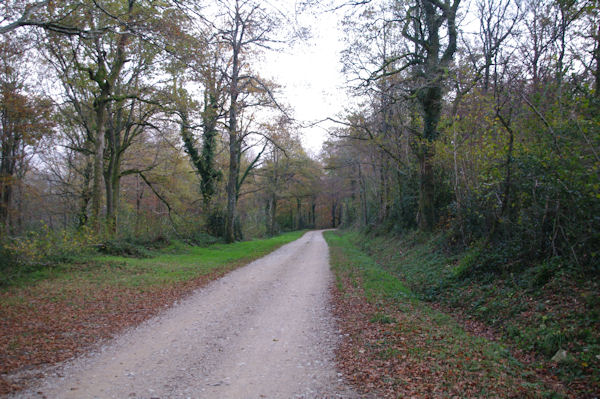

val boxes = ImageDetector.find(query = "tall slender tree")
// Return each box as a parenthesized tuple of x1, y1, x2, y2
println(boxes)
(216, 0, 284, 242)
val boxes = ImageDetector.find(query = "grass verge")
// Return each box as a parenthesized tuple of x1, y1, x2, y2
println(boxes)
(325, 230, 569, 398)
(0, 231, 305, 395)
(351, 230, 600, 397)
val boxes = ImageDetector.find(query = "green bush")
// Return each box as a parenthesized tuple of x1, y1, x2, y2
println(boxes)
(2, 225, 96, 264)
(0, 244, 19, 275)
(206, 210, 226, 238)
(0, 225, 97, 286)
(188, 231, 220, 246)
(98, 239, 152, 258)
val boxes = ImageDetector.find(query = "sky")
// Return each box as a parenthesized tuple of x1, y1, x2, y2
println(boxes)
(259, 3, 350, 156)
(255, 0, 489, 157)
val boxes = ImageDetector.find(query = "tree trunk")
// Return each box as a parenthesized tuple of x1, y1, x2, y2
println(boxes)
(104, 127, 121, 234)
(270, 195, 277, 235)
(296, 198, 302, 230)
(0, 137, 13, 235)
(594, 22, 600, 99)
(90, 99, 106, 233)
(234, 215, 243, 240)
(105, 167, 113, 230)
(0, 179, 11, 236)
(109, 164, 120, 233)
(418, 147, 436, 231)
(135, 175, 143, 235)
(88, 13, 131, 234)
(224, 8, 242, 244)
(378, 156, 387, 223)
(200, 91, 220, 210)
(418, 83, 443, 231)
(331, 200, 337, 228)
(225, 133, 239, 243)
(265, 199, 271, 234)
(0, 129, 15, 236)
(78, 156, 92, 228)
(357, 163, 368, 226)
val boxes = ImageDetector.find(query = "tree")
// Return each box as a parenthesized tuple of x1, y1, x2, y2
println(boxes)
(170, 35, 225, 212)
(0, 1, 101, 35)
(341, 0, 460, 231)
(215, 0, 284, 242)
(42, 0, 187, 233)
(400, 0, 460, 231)
(0, 38, 53, 235)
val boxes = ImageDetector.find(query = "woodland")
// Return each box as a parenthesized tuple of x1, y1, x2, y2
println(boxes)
(0, 0, 599, 396)
(0, 0, 328, 254)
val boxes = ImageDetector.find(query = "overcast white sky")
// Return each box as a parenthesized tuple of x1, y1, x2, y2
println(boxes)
(259, 3, 350, 155)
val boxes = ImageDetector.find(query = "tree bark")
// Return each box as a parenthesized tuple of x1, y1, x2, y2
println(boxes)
(90, 97, 107, 232)
(0, 126, 15, 235)
(225, 132, 239, 243)
(225, 2, 242, 243)
(418, 146, 436, 231)
(104, 120, 123, 234)
(296, 197, 302, 229)
(270, 195, 277, 235)
(594, 21, 600, 98)
(331, 200, 337, 228)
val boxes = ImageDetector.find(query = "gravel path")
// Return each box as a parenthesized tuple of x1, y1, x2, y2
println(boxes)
(12, 230, 359, 399)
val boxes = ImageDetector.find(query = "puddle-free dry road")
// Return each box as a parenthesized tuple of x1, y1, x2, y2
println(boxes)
(16, 230, 358, 399)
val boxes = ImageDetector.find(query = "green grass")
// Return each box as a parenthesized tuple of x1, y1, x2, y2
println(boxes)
(325, 230, 567, 398)
(351, 230, 456, 299)
(93, 232, 306, 287)
(1, 231, 306, 290)
(326, 229, 599, 397)
(326, 231, 412, 302)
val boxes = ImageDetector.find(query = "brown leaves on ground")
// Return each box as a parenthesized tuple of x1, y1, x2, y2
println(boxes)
(441, 277, 600, 396)
(0, 270, 229, 395)
(331, 271, 571, 398)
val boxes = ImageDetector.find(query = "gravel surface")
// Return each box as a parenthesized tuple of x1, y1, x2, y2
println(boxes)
(11, 230, 359, 399)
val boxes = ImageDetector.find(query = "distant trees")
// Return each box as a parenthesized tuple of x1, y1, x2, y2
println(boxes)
(40, 1, 184, 234)
(260, 119, 323, 234)
(0, 37, 53, 236)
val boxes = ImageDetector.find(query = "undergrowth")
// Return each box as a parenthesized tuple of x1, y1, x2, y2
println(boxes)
(0, 224, 282, 287)
(325, 230, 566, 398)
(346, 229, 599, 397)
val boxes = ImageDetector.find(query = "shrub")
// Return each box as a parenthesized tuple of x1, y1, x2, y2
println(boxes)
(98, 239, 152, 258)
(0, 225, 97, 286)
(188, 231, 220, 246)
(2, 225, 96, 264)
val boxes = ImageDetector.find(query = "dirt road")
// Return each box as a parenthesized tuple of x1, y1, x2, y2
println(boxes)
(14, 231, 358, 399)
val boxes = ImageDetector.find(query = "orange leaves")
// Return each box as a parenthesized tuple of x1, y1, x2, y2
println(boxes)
(0, 271, 224, 395)
(330, 270, 570, 398)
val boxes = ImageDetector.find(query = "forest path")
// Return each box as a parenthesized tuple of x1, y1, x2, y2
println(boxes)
(15, 230, 358, 399)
